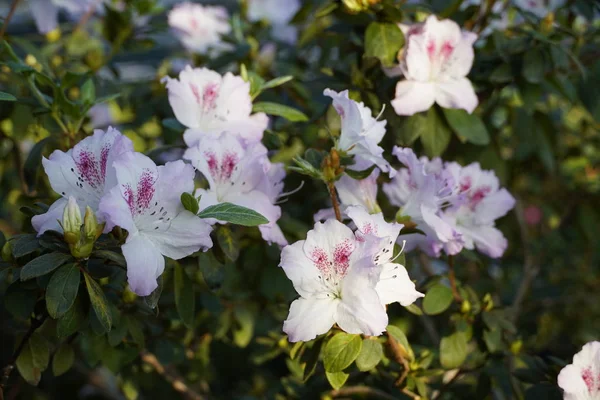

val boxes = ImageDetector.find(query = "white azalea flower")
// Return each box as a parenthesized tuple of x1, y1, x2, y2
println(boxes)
(391, 15, 479, 116)
(558, 341, 600, 400)
(162, 66, 269, 147)
(99, 153, 213, 296)
(168, 2, 232, 55)
(280, 219, 388, 342)
(443, 162, 515, 258)
(29, 0, 100, 33)
(32, 127, 133, 235)
(324, 88, 395, 176)
(346, 206, 424, 306)
(247, 0, 301, 44)
(184, 132, 287, 246)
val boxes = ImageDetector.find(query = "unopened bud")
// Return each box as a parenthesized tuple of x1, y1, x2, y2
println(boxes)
(63, 197, 82, 245)
(84, 206, 103, 241)
(342, 0, 380, 13)
(461, 299, 471, 314)
(45, 28, 61, 43)
(482, 293, 494, 312)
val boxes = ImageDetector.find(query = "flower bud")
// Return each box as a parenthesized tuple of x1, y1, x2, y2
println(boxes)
(63, 197, 82, 245)
(45, 28, 61, 43)
(461, 299, 471, 314)
(342, 0, 380, 13)
(84, 206, 104, 241)
(482, 293, 494, 312)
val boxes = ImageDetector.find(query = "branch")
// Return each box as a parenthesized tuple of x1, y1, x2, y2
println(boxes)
(447, 255, 463, 303)
(330, 386, 399, 400)
(327, 182, 343, 222)
(0, 0, 22, 39)
(385, 332, 410, 387)
(140, 350, 206, 400)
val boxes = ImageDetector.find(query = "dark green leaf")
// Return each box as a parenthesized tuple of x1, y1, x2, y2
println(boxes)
(322, 333, 362, 372)
(198, 252, 224, 291)
(52, 343, 75, 376)
(91, 250, 126, 267)
(162, 118, 185, 133)
(10, 234, 40, 258)
(143, 275, 163, 309)
(252, 102, 308, 122)
(180, 192, 199, 215)
(524, 384, 562, 400)
(5, 282, 37, 320)
(21, 252, 73, 281)
(0, 91, 17, 101)
(84, 273, 112, 332)
(198, 203, 269, 226)
(364, 22, 405, 67)
(24, 137, 53, 193)
(443, 108, 490, 145)
(355, 339, 383, 371)
(420, 107, 452, 157)
(345, 165, 376, 180)
(217, 226, 240, 262)
(423, 284, 454, 315)
(174, 263, 195, 328)
(46, 264, 80, 319)
(522, 48, 546, 84)
(16, 340, 41, 385)
(300, 338, 323, 382)
(440, 332, 468, 369)
(57, 297, 85, 338)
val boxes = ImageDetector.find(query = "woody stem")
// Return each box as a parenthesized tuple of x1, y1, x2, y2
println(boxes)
(448, 255, 462, 303)
(327, 181, 342, 222)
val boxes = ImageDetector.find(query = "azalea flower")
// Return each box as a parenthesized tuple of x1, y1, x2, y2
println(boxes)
(184, 132, 287, 246)
(280, 219, 388, 342)
(558, 341, 600, 400)
(247, 0, 301, 44)
(168, 2, 232, 55)
(30, 0, 100, 34)
(391, 15, 479, 116)
(99, 152, 213, 296)
(324, 89, 394, 176)
(32, 127, 133, 236)
(442, 162, 515, 258)
(162, 66, 269, 147)
(514, 0, 566, 18)
(383, 147, 464, 256)
(346, 206, 424, 306)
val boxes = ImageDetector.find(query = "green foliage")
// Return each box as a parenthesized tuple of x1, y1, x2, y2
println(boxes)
(364, 22, 405, 67)
(197, 203, 269, 226)
(423, 283, 454, 315)
(322, 333, 363, 372)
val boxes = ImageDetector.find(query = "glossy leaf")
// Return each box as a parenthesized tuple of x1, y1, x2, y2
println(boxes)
(46, 264, 80, 319)
(198, 203, 269, 226)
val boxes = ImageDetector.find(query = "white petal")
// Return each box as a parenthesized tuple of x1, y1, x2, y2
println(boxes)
(303, 219, 356, 268)
(147, 210, 213, 259)
(474, 189, 515, 225)
(391, 80, 436, 116)
(336, 261, 388, 336)
(460, 224, 507, 258)
(279, 241, 322, 298)
(403, 30, 432, 82)
(122, 234, 165, 296)
(31, 198, 68, 235)
(30, 0, 59, 34)
(259, 223, 288, 247)
(376, 263, 424, 306)
(435, 78, 479, 113)
(283, 297, 338, 342)
(336, 170, 380, 213)
(98, 185, 136, 234)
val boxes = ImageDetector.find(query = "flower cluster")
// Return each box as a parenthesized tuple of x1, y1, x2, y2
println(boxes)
(163, 65, 287, 246)
(33, 128, 213, 296)
(558, 341, 600, 400)
(383, 147, 515, 258)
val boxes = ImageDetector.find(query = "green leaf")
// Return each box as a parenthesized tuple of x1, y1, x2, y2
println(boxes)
(322, 333, 362, 373)
(126, 316, 145, 348)
(91, 250, 126, 267)
(364, 22, 405, 67)
(21, 252, 73, 281)
(180, 192, 199, 215)
(483, 329, 503, 353)
(0, 91, 16, 101)
(217, 226, 240, 262)
(522, 48, 546, 84)
(405, 303, 423, 316)
(143, 275, 163, 310)
(10, 234, 40, 258)
(198, 252, 224, 291)
(252, 102, 309, 122)
(421, 108, 452, 157)
(4, 282, 37, 320)
(325, 371, 349, 390)
(233, 305, 255, 348)
(300, 339, 323, 382)
(355, 339, 383, 371)
(198, 203, 269, 226)
(81, 78, 96, 104)
(442, 108, 490, 145)
(29, 333, 50, 370)
(423, 284, 454, 315)
(94, 93, 121, 104)
(57, 297, 85, 338)
(24, 137, 53, 192)
(260, 75, 294, 91)
(84, 273, 112, 332)
(16, 337, 43, 386)
(289, 156, 324, 179)
(524, 384, 562, 400)
(46, 264, 80, 319)
(440, 332, 468, 369)
(52, 343, 75, 376)
(387, 325, 415, 361)
(345, 165, 376, 180)
(174, 263, 195, 328)
(162, 118, 185, 133)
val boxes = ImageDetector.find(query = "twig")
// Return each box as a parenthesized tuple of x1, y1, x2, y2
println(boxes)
(385, 332, 410, 387)
(327, 181, 342, 222)
(447, 255, 463, 303)
(0, 313, 48, 398)
(140, 350, 205, 400)
(330, 386, 399, 400)
(0, 0, 22, 39)
(511, 200, 539, 322)
(402, 388, 421, 400)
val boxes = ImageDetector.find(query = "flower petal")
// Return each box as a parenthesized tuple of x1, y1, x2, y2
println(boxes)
(283, 297, 338, 342)
(122, 234, 165, 296)
(31, 198, 68, 235)
(435, 78, 479, 114)
(147, 210, 213, 259)
(280, 241, 322, 298)
(30, 0, 59, 34)
(391, 80, 436, 116)
(376, 262, 424, 306)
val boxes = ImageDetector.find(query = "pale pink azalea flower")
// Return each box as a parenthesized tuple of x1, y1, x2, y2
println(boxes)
(29, 0, 100, 33)
(324, 89, 395, 176)
(443, 162, 515, 258)
(162, 66, 269, 147)
(247, 0, 301, 44)
(346, 206, 424, 306)
(99, 152, 213, 296)
(168, 2, 232, 55)
(32, 127, 133, 235)
(280, 219, 389, 342)
(391, 15, 479, 116)
(183, 132, 287, 246)
(558, 341, 600, 400)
